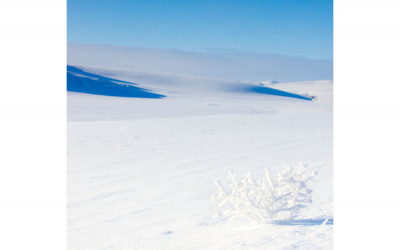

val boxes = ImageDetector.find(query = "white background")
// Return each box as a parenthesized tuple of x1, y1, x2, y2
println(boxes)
(1, 0, 400, 248)
(335, 0, 400, 248)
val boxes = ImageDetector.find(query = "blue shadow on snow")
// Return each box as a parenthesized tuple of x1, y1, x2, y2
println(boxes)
(67, 65, 165, 98)
(274, 218, 333, 226)
(246, 86, 313, 101)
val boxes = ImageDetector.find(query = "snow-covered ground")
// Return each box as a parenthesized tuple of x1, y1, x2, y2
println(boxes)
(68, 65, 332, 249)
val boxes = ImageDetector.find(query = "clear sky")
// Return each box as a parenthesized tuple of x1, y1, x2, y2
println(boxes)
(68, 0, 333, 60)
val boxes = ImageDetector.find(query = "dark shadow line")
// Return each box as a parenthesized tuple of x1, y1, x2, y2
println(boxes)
(248, 86, 313, 100)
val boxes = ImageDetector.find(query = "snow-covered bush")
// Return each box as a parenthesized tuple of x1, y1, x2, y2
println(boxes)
(212, 163, 317, 224)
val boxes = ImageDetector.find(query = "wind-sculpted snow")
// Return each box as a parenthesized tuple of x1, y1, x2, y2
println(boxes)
(67, 66, 165, 98)
(212, 163, 316, 224)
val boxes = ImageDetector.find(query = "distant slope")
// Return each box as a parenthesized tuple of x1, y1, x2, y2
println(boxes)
(68, 65, 312, 100)
(68, 43, 333, 82)
(67, 66, 165, 99)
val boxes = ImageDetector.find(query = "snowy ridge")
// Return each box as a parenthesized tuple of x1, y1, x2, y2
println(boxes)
(67, 65, 313, 100)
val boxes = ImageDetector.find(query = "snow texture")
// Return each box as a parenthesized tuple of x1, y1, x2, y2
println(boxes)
(68, 65, 333, 249)
(212, 163, 316, 224)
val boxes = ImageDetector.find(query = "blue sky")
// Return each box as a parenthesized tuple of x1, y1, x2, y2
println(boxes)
(68, 0, 332, 60)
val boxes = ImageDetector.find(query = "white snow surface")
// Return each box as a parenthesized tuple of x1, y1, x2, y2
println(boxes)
(68, 66, 333, 249)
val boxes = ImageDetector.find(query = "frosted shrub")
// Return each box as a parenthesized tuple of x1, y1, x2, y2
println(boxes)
(212, 163, 316, 224)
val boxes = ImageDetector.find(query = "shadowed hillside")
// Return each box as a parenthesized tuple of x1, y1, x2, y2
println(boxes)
(67, 66, 165, 98)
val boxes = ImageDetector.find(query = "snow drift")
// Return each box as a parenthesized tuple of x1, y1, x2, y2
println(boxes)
(67, 65, 312, 100)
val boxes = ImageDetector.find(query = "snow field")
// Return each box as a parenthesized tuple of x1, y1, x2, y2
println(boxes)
(68, 66, 332, 249)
